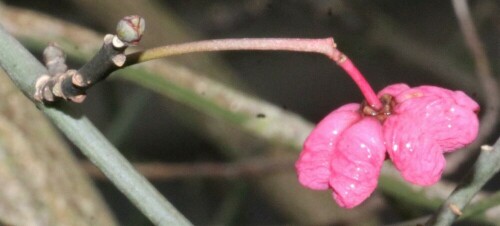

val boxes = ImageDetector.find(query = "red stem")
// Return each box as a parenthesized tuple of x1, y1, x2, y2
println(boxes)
(336, 57, 382, 109)
(128, 38, 382, 109)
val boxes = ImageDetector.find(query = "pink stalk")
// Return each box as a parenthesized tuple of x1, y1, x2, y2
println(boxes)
(127, 38, 383, 109)
(337, 58, 382, 109)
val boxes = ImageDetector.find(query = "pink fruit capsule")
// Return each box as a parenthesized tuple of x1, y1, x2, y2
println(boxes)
(296, 103, 386, 208)
(380, 84, 479, 185)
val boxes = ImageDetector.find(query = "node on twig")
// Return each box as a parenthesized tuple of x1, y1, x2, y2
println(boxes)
(33, 15, 145, 103)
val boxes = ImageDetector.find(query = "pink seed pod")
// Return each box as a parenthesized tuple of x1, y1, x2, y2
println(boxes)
(296, 103, 386, 208)
(296, 103, 361, 190)
(329, 116, 385, 208)
(381, 84, 479, 185)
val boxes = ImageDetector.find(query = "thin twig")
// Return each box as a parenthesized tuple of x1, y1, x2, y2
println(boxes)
(81, 158, 294, 180)
(126, 38, 383, 109)
(126, 38, 340, 63)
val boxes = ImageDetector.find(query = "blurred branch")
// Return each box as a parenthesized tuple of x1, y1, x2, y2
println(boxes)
(382, 162, 500, 225)
(210, 182, 246, 225)
(387, 192, 500, 226)
(0, 17, 191, 226)
(425, 142, 500, 225)
(81, 157, 293, 180)
(104, 88, 152, 146)
(385, 156, 500, 225)
(0, 71, 117, 226)
(450, 0, 500, 172)
(461, 189, 500, 220)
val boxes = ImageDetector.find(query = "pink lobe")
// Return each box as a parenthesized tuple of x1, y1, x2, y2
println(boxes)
(377, 83, 410, 98)
(296, 103, 361, 190)
(384, 112, 445, 185)
(380, 84, 479, 185)
(330, 117, 385, 208)
(389, 86, 479, 151)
